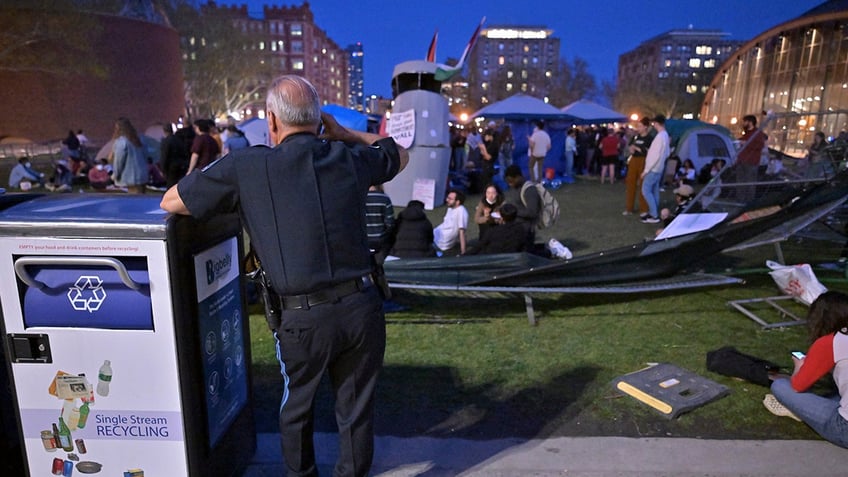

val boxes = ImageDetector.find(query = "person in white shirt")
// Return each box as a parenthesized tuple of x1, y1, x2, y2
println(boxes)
(640, 114, 670, 224)
(564, 128, 578, 180)
(528, 120, 551, 183)
(433, 189, 469, 255)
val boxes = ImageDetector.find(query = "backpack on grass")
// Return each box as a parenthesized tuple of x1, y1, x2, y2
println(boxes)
(520, 181, 560, 229)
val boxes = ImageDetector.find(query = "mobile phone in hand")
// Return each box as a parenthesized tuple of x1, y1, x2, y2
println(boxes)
(792, 351, 806, 360)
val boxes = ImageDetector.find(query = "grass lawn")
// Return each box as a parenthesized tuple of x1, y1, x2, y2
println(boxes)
(247, 176, 848, 441)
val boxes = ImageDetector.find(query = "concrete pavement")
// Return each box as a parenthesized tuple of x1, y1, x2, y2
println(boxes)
(243, 432, 848, 476)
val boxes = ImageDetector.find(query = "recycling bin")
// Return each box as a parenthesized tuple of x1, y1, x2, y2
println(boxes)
(0, 195, 255, 477)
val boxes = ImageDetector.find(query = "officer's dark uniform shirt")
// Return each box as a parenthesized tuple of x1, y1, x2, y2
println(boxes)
(177, 132, 401, 295)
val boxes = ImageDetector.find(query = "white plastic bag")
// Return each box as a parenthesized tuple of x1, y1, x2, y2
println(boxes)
(766, 260, 828, 305)
(546, 238, 573, 260)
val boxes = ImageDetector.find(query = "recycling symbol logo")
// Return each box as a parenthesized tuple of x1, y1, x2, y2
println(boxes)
(67, 275, 107, 313)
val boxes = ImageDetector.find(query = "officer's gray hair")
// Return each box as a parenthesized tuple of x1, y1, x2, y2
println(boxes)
(266, 75, 321, 126)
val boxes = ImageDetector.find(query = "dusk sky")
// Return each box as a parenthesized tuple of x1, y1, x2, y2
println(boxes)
(218, 0, 825, 101)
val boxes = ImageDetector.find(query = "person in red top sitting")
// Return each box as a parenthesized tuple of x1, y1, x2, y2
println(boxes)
(768, 291, 848, 448)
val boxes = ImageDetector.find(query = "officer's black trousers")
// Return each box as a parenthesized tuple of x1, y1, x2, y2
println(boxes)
(274, 286, 385, 477)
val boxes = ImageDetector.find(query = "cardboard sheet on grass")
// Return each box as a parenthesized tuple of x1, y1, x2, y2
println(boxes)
(613, 363, 729, 419)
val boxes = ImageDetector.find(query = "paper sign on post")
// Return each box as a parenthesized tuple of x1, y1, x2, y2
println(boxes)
(387, 109, 415, 149)
(412, 178, 436, 210)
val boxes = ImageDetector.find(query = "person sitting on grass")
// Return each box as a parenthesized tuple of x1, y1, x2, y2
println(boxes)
(655, 184, 696, 236)
(8, 156, 45, 189)
(766, 291, 848, 449)
(474, 183, 503, 242)
(46, 159, 73, 192)
(390, 200, 435, 258)
(88, 158, 114, 190)
(467, 203, 526, 255)
(433, 189, 468, 256)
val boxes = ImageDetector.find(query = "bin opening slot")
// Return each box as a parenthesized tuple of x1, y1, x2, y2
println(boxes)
(14, 255, 154, 330)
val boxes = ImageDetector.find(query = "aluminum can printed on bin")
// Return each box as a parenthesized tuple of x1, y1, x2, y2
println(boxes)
(74, 438, 86, 454)
(63, 459, 73, 476)
(51, 457, 64, 475)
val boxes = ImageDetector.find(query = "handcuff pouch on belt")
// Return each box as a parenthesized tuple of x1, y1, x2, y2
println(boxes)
(370, 253, 391, 300)
(244, 248, 281, 331)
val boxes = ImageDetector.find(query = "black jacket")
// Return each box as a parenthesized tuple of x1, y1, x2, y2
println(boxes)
(391, 205, 435, 258)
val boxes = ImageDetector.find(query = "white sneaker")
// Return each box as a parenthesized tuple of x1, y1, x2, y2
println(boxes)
(763, 394, 801, 421)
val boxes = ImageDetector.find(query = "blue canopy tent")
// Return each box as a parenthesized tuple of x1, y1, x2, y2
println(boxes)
(470, 94, 574, 178)
(321, 104, 368, 132)
(560, 99, 627, 125)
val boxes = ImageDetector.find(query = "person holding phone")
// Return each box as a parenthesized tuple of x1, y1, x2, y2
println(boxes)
(767, 291, 848, 448)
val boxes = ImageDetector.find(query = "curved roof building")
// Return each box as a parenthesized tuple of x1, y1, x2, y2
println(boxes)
(701, 0, 848, 156)
(0, 6, 184, 146)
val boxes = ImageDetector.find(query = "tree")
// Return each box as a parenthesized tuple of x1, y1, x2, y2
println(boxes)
(0, 1, 106, 77)
(468, 55, 599, 111)
(165, 1, 272, 119)
(547, 56, 598, 107)
(615, 68, 706, 119)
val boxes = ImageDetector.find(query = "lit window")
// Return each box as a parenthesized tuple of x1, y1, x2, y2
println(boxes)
(259, 41, 265, 50)
(704, 59, 715, 68)
(695, 45, 712, 55)
(521, 70, 527, 79)
(293, 60, 304, 70)
(545, 70, 551, 77)
(664, 59, 672, 67)
(498, 56, 505, 65)
(521, 83, 527, 92)
(689, 58, 701, 68)
(507, 71, 514, 79)
(482, 82, 488, 90)
(506, 83, 513, 92)
(291, 24, 302, 36)
(523, 45, 530, 53)
(686, 84, 698, 93)
(483, 69, 489, 76)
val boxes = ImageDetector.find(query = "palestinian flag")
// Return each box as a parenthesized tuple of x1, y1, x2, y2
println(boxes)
(426, 29, 438, 62)
(434, 17, 485, 82)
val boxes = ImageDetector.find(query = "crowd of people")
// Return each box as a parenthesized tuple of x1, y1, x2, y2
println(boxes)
(363, 163, 548, 260)
(6, 116, 250, 194)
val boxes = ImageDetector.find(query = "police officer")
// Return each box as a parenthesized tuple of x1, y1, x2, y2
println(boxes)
(161, 75, 408, 477)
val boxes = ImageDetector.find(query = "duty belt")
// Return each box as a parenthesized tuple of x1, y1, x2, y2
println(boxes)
(274, 274, 373, 310)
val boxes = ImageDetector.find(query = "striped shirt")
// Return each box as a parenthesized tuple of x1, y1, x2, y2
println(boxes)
(365, 191, 395, 248)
